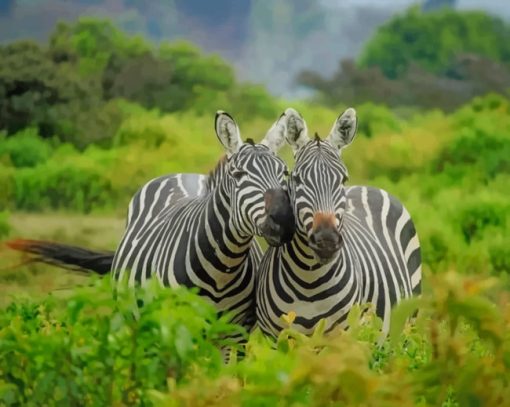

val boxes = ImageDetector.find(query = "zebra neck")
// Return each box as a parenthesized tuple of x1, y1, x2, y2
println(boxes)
(199, 182, 253, 273)
(282, 235, 361, 304)
(286, 231, 345, 273)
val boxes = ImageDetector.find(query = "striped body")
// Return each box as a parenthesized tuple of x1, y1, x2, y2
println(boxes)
(256, 107, 422, 339)
(109, 106, 295, 332)
(6, 111, 294, 339)
(112, 168, 262, 328)
(256, 185, 421, 337)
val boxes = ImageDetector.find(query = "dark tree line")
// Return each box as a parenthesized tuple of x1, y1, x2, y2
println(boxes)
(298, 8, 510, 111)
(0, 18, 277, 147)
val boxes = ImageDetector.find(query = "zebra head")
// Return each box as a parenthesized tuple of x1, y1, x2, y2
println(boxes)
(284, 107, 358, 264)
(215, 111, 295, 247)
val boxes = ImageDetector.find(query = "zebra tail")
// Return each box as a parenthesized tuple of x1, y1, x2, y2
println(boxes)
(5, 239, 114, 275)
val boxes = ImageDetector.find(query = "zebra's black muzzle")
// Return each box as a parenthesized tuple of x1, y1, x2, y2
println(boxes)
(310, 226, 343, 265)
(260, 188, 295, 247)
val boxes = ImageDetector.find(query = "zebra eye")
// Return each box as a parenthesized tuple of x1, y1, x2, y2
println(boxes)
(292, 173, 302, 184)
(232, 170, 248, 181)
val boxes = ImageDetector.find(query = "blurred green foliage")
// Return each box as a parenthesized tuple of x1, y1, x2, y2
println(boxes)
(0, 279, 242, 405)
(1, 272, 509, 406)
(1, 93, 509, 278)
(0, 211, 9, 238)
(0, 40, 107, 146)
(435, 94, 510, 179)
(0, 129, 53, 168)
(0, 18, 277, 147)
(359, 7, 510, 79)
(298, 8, 510, 111)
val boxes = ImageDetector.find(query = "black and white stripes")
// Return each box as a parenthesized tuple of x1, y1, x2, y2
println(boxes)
(256, 108, 422, 338)
(111, 111, 294, 330)
(6, 107, 422, 344)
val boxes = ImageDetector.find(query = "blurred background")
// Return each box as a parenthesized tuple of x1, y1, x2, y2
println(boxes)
(0, 0, 509, 301)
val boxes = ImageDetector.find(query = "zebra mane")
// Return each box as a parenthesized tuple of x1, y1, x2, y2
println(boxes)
(314, 132, 321, 145)
(245, 138, 255, 146)
(206, 154, 228, 192)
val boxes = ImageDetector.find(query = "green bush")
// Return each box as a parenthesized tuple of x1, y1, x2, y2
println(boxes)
(355, 103, 402, 138)
(435, 127, 510, 180)
(0, 19, 281, 148)
(13, 161, 114, 212)
(0, 128, 53, 168)
(0, 165, 15, 210)
(433, 95, 510, 180)
(113, 109, 167, 148)
(0, 279, 242, 406)
(0, 211, 9, 238)
(420, 225, 461, 272)
(1, 272, 509, 406)
(457, 199, 508, 243)
(468, 93, 510, 113)
(226, 84, 279, 121)
(359, 7, 510, 79)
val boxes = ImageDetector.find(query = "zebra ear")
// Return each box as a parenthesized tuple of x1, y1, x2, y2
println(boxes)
(283, 108, 309, 155)
(260, 112, 286, 154)
(326, 108, 358, 151)
(215, 111, 243, 157)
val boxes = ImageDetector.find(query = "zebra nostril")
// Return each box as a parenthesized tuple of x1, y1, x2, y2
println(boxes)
(312, 229, 341, 248)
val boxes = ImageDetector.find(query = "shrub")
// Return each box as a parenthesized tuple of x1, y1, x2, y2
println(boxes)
(113, 109, 166, 148)
(354, 103, 402, 138)
(13, 161, 114, 212)
(359, 7, 510, 79)
(0, 279, 242, 405)
(0, 211, 9, 238)
(435, 127, 510, 180)
(434, 94, 510, 180)
(226, 84, 279, 121)
(420, 226, 461, 272)
(457, 199, 508, 243)
(0, 165, 15, 210)
(0, 128, 53, 168)
(2, 272, 509, 406)
(488, 237, 510, 275)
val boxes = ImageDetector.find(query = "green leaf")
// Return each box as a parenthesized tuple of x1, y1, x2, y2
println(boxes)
(389, 297, 423, 347)
(174, 325, 193, 361)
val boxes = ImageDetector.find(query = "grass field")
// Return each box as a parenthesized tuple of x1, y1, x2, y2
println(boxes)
(0, 213, 124, 307)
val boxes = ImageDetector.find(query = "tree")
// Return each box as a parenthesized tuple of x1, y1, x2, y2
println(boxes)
(158, 41, 236, 111)
(49, 18, 150, 77)
(297, 8, 510, 112)
(359, 7, 510, 79)
(0, 41, 115, 146)
(297, 55, 510, 112)
(103, 52, 174, 110)
(1, 17, 277, 146)
(49, 20, 237, 113)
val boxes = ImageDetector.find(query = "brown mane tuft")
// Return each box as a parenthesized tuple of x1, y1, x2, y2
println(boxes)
(314, 132, 321, 145)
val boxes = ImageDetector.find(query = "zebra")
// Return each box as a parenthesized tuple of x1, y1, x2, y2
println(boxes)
(7, 111, 295, 333)
(256, 108, 422, 339)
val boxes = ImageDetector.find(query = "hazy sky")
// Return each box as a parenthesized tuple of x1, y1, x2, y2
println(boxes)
(322, 0, 510, 19)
